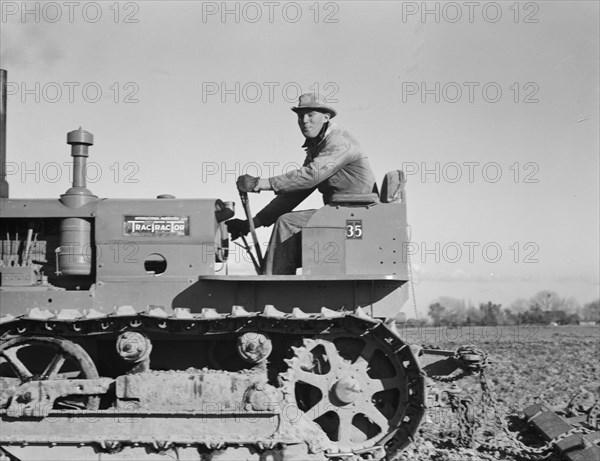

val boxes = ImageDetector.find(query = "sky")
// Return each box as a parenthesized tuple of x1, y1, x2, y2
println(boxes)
(0, 0, 598, 317)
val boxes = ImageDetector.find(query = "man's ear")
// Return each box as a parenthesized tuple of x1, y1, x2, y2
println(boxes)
(324, 113, 331, 121)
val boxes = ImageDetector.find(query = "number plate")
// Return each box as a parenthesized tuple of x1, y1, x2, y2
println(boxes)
(346, 220, 363, 239)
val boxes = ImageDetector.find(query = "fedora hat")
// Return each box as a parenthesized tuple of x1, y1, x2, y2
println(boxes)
(291, 93, 337, 118)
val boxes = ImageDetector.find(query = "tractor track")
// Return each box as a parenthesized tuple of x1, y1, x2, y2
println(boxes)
(0, 306, 425, 461)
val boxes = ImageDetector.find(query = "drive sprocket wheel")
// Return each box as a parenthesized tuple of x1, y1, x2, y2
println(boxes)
(284, 335, 410, 454)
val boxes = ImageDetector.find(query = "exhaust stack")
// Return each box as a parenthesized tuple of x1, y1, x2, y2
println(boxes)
(60, 127, 97, 207)
(0, 69, 8, 198)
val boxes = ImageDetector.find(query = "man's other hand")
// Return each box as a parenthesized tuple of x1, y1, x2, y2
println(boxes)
(236, 175, 259, 193)
(226, 219, 250, 240)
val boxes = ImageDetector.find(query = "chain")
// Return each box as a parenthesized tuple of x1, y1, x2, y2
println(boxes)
(405, 223, 420, 321)
(417, 344, 592, 461)
(426, 344, 488, 383)
(447, 393, 475, 448)
(407, 252, 419, 321)
(455, 345, 489, 370)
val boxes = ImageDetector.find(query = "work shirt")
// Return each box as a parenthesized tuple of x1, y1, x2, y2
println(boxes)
(255, 123, 376, 227)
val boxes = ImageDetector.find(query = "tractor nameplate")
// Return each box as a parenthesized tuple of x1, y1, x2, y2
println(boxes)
(123, 216, 189, 237)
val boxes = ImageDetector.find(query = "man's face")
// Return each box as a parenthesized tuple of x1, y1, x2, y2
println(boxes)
(297, 110, 330, 138)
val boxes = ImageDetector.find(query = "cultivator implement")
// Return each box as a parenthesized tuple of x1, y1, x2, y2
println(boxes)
(524, 395, 600, 461)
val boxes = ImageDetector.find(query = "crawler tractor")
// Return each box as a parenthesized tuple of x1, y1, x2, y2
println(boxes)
(7, 69, 596, 461)
(0, 68, 429, 461)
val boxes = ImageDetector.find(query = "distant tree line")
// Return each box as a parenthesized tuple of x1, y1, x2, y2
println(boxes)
(427, 291, 600, 326)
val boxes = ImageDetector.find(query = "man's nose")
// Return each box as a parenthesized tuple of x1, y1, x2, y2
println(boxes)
(302, 114, 310, 123)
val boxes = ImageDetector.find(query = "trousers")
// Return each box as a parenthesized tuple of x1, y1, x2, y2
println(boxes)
(264, 209, 317, 275)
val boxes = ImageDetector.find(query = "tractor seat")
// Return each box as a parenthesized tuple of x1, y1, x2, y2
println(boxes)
(328, 170, 406, 206)
(329, 193, 379, 205)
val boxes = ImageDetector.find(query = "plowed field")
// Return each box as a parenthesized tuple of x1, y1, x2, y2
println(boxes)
(396, 325, 600, 460)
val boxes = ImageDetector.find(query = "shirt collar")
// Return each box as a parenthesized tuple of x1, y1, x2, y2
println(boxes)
(302, 122, 334, 149)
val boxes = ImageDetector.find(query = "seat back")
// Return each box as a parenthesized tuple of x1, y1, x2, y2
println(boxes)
(380, 170, 406, 203)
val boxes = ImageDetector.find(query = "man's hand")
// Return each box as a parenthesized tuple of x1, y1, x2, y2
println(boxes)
(226, 219, 250, 240)
(237, 175, 259, 193)
(226, 217, 262, 240)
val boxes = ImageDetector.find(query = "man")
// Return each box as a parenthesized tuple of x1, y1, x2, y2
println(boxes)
(226, 93, 376, 275)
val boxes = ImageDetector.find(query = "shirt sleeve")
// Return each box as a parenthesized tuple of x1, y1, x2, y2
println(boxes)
(268, 133, 354, 193)
(255, 187, 316, 227)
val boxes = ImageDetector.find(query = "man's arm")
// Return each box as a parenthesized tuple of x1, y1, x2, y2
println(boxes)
(255, 178, 272, 191)
(267, 133, 355, 193)
(233, 159, 316, 229)
(237, 131, 356, 227)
